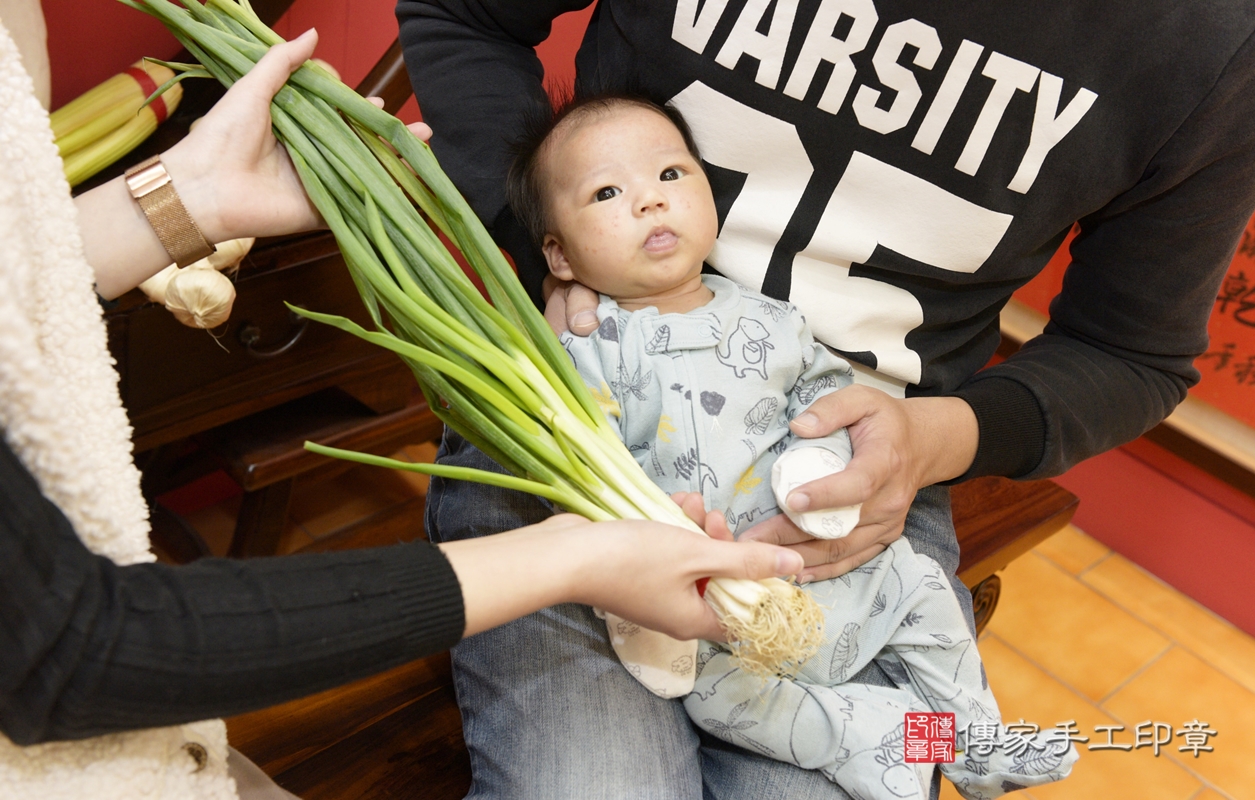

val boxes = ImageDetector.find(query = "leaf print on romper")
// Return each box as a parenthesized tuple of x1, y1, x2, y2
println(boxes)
(829, 622, 862, 682)
(744, 397, 779, 435)
(716, 318, 774, 379)
(596, 316, 619, 342)
(611, 362, 653, 401)
(793, 373, 839, 405)
(673, 448, 718, 494)
(645, 324, 671, 354)
(703, 700, 776, 757)
(757, 298, 788, 322)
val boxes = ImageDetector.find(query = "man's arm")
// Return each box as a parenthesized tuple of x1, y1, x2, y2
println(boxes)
(951, 27, 1255, 481)
(396, 0, 592, 304)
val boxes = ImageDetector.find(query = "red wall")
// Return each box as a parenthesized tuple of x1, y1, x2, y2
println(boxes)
(46, 0, 419, 120)
(46, 0, 594, 123)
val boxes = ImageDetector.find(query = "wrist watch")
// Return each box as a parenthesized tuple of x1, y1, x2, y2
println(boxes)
(124, 155, 216, 268)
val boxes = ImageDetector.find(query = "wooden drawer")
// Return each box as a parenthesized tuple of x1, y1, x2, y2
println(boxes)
(108, 232, 405, 451)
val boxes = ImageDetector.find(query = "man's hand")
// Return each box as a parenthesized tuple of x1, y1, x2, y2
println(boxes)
(740, 386, 978, 582)
(543, 274, 601, 336)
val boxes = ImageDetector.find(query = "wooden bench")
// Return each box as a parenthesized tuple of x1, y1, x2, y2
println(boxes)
(226, 476, 1077, 799)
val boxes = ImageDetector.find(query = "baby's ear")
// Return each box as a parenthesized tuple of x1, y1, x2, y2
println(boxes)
(542, 235, 575, 282)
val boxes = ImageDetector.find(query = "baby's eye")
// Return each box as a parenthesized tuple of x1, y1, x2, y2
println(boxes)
(594, 186, 621, 202)
(660, 167, 682, 181)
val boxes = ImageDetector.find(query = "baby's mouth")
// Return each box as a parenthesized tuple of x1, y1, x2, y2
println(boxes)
(644, 227, 678, 252)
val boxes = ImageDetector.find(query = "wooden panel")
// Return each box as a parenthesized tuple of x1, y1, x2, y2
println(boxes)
(295, 496, 428, 555)
(226, 655, 463, 780)
(274, 679, 470, 800)
(199, 389, 442, 491)
(952, 476, 1078, 587)
(111, 235, 406, 451)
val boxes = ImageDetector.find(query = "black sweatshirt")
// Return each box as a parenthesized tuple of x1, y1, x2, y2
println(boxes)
(396, 0, 1255, 480)
(0, 434, 464, 745)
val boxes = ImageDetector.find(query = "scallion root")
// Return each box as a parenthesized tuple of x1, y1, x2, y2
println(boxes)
(705, 577, 824, 678)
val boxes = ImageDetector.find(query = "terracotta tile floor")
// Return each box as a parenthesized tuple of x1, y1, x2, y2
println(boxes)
(181, 465, 1254, 800)
(944, 526, 1255, 800)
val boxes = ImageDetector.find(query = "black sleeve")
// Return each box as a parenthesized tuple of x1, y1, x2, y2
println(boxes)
(0, 434, 464, 745)
(952, 28, 1255, 480)
(395, 0, 593, 305)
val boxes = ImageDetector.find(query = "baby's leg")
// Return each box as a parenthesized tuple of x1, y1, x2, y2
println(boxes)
(856, 542, 1079, 799)
(685, 646, 935, 800)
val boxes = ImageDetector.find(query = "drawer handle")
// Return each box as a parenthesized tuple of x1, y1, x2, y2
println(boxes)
(238, 309, 309, 359)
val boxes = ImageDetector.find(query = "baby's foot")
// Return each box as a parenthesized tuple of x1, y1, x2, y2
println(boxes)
(943, 725, 1080, 800)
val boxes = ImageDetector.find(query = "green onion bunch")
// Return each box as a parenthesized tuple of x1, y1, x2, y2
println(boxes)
(125, 0, 823, 678)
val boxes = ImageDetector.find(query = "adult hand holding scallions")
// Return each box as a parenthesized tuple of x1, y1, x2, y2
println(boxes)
(123, 0, 825, 679)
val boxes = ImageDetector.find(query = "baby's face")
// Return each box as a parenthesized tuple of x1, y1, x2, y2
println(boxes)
(540, 105, 718, 305)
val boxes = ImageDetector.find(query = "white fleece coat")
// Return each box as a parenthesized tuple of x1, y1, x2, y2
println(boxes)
(0, 19, 237, 800)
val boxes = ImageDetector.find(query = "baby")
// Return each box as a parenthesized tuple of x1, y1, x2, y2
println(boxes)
(507, 94, 1077, 800)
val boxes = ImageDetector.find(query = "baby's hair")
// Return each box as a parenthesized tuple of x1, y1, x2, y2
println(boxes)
(506, 91, 704, 249)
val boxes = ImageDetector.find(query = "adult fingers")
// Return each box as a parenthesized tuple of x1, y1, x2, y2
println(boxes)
(364, 98, 433, 142)
(786, 390, 908, 513)
(739, 513, 899, 579)
(736, 512, 813, 546)
(699, 537, 804, 581)
(788, 384, 877, 439)
(407, 121, 433, 141)
(703, 509, 734, 542)
(784, 451, 890, 516)
(233, 28, 318, 104)
(795, 538, 892, 583)
(565, 282, 600, 335)
(671, 491, 709, 529)
(542, 274, 571, 334)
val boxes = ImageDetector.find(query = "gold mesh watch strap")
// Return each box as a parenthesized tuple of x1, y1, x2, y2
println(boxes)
(124, 155, 216, 268)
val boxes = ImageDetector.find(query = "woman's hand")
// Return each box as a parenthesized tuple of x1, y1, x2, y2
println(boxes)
(80, 29, 432, 298)
(739, 386, 978, 582)
(557, 515, 803, 641)
(80, 31, 323, 296)
(164, 30, 434, 242)
(160, 29, 322, 244)
(441, 513, 802, 641)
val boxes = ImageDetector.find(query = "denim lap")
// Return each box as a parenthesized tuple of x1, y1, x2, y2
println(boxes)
(426, 429, 954, 799)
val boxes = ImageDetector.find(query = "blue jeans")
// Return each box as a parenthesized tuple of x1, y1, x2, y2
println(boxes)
(427, 429, 968, 799)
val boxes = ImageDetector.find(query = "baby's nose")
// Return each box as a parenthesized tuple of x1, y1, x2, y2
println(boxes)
(638, 188, 668, 214)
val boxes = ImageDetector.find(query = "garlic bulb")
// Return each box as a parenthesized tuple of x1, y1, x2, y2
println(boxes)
(136, 237, 254, 329)
(137, 263, 180, 305)
(204, 236, 254, 275)
(164, 266, 236, 329)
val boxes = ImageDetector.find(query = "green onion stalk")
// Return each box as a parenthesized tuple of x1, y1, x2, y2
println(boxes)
(124, 0, 823, 678)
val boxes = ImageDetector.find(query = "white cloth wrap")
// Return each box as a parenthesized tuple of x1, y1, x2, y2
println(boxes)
(771, 447, 861, 539)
